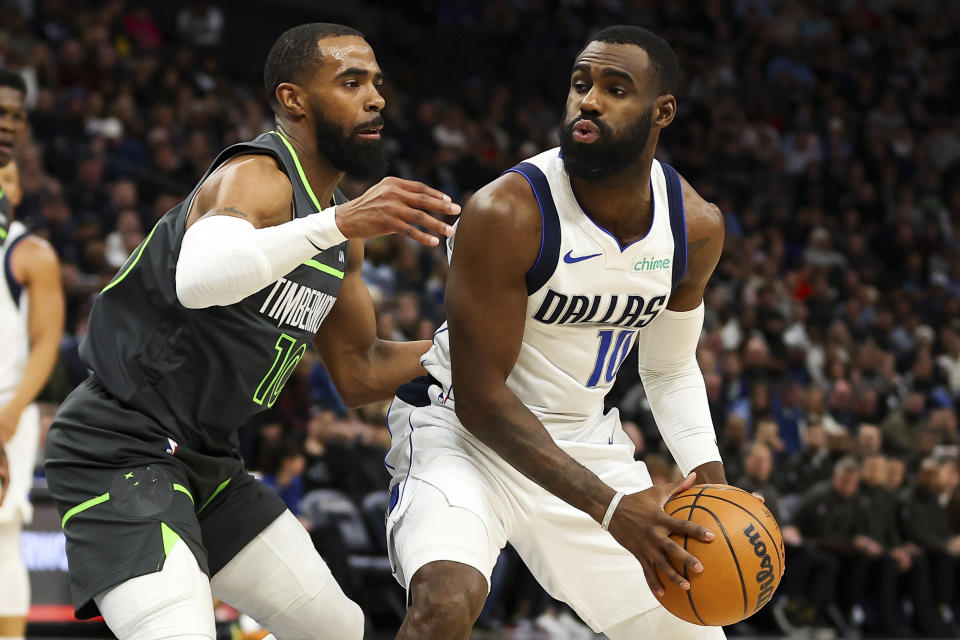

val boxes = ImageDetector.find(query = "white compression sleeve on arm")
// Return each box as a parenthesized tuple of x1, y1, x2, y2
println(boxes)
(175, 209, 347, 309)
(636, 302, 721, 476)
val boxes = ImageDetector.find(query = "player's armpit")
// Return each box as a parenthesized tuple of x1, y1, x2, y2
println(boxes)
(312, 240, 429, 407)
(667, 176, 724, 312)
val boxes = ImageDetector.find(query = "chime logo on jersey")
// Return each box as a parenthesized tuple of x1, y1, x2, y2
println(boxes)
(533, 288, 668, 327)
(259, 277, 336, 332)
(634, 255, 671, 272)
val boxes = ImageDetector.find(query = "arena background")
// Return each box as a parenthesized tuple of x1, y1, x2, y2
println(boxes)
(2, 0, 959, 638)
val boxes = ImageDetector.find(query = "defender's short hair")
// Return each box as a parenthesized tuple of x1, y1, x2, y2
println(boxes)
(263, 23, 364, 111)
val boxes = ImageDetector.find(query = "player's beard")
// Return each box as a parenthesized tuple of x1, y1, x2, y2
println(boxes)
(311, 106, 388, 181)
(559, 107, 653, 182)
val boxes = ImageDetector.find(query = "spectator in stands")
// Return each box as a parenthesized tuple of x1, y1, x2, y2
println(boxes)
(854, 423, 883, 459)
(898, 457, 960, 635)
(790, 457, 867, 633)
(859, 454, 913, 634)
(780, 422, 832, 495)
(943, 457, 960, 534)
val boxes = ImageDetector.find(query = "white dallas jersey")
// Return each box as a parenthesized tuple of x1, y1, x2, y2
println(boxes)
(0, 220, 30, 399)
(422, 148, 687, 442)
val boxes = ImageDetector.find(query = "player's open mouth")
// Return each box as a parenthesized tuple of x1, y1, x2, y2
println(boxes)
(572, 120, 600, 143)
(0, 141, 13, 154)
(355, 126, 382, 140)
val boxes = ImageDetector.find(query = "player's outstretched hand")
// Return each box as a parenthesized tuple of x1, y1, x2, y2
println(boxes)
(335, 177, 460, 247)
(606, 472, 715, 598)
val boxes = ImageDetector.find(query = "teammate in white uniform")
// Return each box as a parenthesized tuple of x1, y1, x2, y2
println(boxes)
(386, 26, 729, 639)
(0, 68, 64, 640)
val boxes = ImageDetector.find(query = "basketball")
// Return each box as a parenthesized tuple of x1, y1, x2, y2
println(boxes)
(655, 484, 784, 627)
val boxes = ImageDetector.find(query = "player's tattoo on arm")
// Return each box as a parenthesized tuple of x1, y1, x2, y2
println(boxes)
(688, 237, 709, 258)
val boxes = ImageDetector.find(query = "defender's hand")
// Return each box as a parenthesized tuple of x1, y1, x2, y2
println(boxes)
(335, 177, 460, 246)
(606, 473, 714, 597)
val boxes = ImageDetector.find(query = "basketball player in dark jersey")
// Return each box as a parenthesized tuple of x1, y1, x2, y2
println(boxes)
(43, 24, 459, 640)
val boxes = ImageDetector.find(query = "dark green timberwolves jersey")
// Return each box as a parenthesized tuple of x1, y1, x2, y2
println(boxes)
(80, 131, 349, 452)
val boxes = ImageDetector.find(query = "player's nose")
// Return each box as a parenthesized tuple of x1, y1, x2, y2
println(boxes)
(579, 86, 601, 115)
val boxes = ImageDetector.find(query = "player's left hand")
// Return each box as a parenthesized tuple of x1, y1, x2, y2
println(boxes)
(0, 403, 20, 443)
(0, 440, 9, 507)
(606, 472, 715, 597)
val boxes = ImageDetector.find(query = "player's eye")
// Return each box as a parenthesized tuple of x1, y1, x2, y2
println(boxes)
(610, 87, 626, 97)
(344, 80, 360, 89)
(573, 82, 588, 93)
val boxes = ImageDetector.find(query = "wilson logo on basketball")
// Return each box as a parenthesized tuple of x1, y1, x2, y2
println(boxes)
(743, 523, 776, 612)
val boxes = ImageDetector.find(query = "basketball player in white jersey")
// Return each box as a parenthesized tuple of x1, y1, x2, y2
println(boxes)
(386, 26, 728, 638)
(0, 68, 65, 640)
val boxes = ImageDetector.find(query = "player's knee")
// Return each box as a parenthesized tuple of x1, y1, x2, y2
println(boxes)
(254, 574, 364, 640)
(406, 562, 487, 634)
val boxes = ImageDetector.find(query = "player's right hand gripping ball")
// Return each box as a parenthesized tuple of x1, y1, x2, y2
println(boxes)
(655, 484, 784, 626)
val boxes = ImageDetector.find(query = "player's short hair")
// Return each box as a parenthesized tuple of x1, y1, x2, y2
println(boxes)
(580, 25, 679, 95)
(263, 23, 365, 111)
(0, 68, 27, 96)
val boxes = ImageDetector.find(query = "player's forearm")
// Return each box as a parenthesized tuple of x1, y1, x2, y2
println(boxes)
(692, 460, 726, 484)
(176, 211, 346, 309)
(638, 303, 721, 475)
(2, 337, 58, 419)
(333, 339, 430, 407)
(456, 391, 616, 523)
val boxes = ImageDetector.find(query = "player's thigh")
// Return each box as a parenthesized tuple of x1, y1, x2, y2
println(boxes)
(196, 469, 286, 575)
(389, 475, 505, 595)
(94, 539, 215, 640)
(46, 453, 205, 619)
(512, 459, 658, 631)
(210, 510, 363, 640)
(604, 606, 726, 640)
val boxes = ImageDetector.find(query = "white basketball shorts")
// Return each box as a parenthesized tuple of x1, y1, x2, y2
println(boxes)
(385, 389, 663, 632)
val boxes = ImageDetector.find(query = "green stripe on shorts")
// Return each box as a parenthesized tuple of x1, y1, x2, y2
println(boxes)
(198, 477, 232, 513)
(172, 483, 193, 504)
(61, 492, 111, 528)
(161, 522, 180, 556)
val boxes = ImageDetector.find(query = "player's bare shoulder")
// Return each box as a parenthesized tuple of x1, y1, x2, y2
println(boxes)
(454, 171, 542, 273)
(187, 154, 294, 229)
(10, 233, 59, 283)
(678, 172, 724, 276)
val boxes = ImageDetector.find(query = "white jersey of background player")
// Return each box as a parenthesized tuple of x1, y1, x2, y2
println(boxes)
(0, 67, 64, 640)
(386, 26, 729, 640)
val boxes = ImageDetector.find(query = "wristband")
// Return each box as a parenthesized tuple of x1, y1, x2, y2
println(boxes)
(601, 491, 625, 531)
(304, 206, 347, 249)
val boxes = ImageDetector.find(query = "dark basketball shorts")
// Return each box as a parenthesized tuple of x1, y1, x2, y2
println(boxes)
(44, 376, 286, 619)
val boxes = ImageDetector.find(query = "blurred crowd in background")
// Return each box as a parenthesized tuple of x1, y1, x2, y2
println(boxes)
(2, 0, 960, 637)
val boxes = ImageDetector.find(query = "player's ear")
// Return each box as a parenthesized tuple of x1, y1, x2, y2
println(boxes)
(654, 94, 676, 129)
(275, 83, 307, 119)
